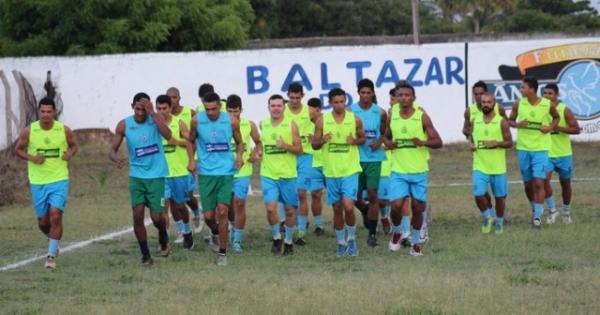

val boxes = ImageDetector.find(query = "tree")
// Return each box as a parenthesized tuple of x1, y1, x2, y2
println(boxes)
(0, 0, 254, 57)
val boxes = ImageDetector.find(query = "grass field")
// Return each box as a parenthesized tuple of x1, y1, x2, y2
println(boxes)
(1, 142, 599, 315)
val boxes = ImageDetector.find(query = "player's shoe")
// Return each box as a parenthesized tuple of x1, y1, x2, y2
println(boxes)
(481, 216, 494, 234)
(182, 233, 194, 250)
(231, 242, 243, 254)
(546, 210, 558, 225)
(400, 232, 411, 248)
(367, 234, 378, 247)
(174, 232, 184, 244)
(215, 253, 227, 267)
(271, 239, 282, 254)
(294, 230, 306, 246)
(45, 255, 56, 270)
(283, 243, 294, 256)
(562, 214, 573, 224)
(336, 243, 348, 257)
(347, 239, 359, 257)
(193, 216, 204, 233)
(160, 243, 172, 257)
(141, 255, 153, 267)
(532, 218, 542, 228)
(409, 244, 423, 256)
(314, 226, 325, 236)
(388, 233, 401, 252)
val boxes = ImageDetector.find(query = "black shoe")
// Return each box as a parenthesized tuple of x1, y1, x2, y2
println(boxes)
(283, 243, 294, 256)
(314, 226, 325, 236)
(294, 237, 306, 246)
(367, 234, 378, 247)
(183, 232, 194, 250)
(141, 255, 153, 267)
(271, 239, 282, 254)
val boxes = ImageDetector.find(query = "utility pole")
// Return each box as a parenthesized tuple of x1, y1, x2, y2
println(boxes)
(411, 0, 421, 45)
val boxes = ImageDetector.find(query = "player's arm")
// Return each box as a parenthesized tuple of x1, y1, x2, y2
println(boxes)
(15, 127, 44, 164)
(541, 104, 560, 134)
(231, 117, 244, 169)
(462, 107, 472, 137)
(281, 121, 303, 155)
(370, 108, 387, 150)
(311, 116, 326, 150)
(556, 107, 581, 135)
(383, 111, 396, 149)
(508, 100, 525, 128)
(494, 118, 513, 149)
(349, 116, 366, 145)
(249, 120, 262, 162)
(62, 126, 79, 161)
(144, 100, 171, 140)
(417, 113, 443, 149)
(108, 120, 127, 168)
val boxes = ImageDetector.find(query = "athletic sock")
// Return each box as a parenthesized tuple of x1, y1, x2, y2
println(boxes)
(284, 225, 294, 244)
(233, 228, 244, 243)
(423, 207, 429, 225)
(345, 224, 356, 241)
(391, 222, 402, 234)
(314, 215, 324, 228)
(481, 208, 492, 224)
(410, 227, 421, 247)
(48, 238, 59, 257)
(297, 215, 308, 234)
(562, 204, 571, 215)
(139, 240, 150, 258)
(335, 229, 346, 245)
(367, 219, 377, 236)
(270, 224, 281, 240)
(175, 220, 184, 233)
(545, 197, 557, 212)
(158, 228, 169, 245)
(533, 203, 544, 220)
(182, 222, 191, 234)
(495, 216, 504, 227)
(400, 216, 411, 234)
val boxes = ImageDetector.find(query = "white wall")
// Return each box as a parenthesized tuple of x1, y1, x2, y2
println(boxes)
(1, 37, 599, 149)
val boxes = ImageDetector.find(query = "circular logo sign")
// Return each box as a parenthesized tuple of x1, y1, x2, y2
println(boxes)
(558, 60, 600, 120)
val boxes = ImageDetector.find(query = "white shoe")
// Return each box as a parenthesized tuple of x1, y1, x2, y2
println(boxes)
(532, 218, 542, 228)
(174, 232, 184, 244)
(216, 254, 228, 267)
(546, 210, 558, 225)
(45, 255, 56, 270)
(562, 214, 573, 224)
(388, 234, 401, 252)
(409, 244, 423, 256)
(420, 226, 429, 244)
(205, 234, 219, 253)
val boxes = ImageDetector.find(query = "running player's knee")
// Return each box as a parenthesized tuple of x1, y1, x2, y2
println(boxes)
(216, 205, 228, 219)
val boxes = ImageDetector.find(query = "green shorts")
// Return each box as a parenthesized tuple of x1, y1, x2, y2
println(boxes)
(199, 175, 233, 212)
(359, 162, 381, 192)
(128, 177, 165, 212)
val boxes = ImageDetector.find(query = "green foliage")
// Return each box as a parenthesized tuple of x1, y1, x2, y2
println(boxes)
(0, 0, 254, 57)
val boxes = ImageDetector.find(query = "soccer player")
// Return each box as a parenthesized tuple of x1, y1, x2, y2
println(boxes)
(188, 92, 244, 266)
(469, 93, 512, 234)
(198, 83, 226, 112)
(15, 97, 78, 269)
(260, 94, 302, 255)
(155, 95, 195, 249)
(542, 83, 580, 224)
(385, 82, 442, 256)
(284, 82, 313, 245)
(312, 88, 366, 257)
(508, 76, 559, 228)
(307, 97, 326, 235)
(462, 80, 507, 136)
(166, 87, 203, 234)
(350, 78, 387, 247)
(226, 94, 262, 253)
(109, 93, 172, 266)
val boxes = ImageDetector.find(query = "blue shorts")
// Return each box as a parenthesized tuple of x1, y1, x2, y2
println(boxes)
(187, 172, 197, 193)
(30, 180, 69, 218)
(472, 171, 508, 197)
(307, 166, 325, 192)
(389, 172, 428, 202)
(325, 173, 359, 205)
(233, 176, 251, 200)
(547, 156, 573, 180)
(296, 154, 313, 191)
(518, 150, 549, 182)
(165, 176, 190, 204)
(261, 177, 298, 207)
(378, 176, 390, 200)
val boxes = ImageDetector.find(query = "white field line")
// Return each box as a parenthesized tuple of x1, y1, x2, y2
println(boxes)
(0, 218, 152, 272)
(2, 177, 599, 272)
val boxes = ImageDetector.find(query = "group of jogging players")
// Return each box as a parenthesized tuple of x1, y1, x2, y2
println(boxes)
(15, 76, 579, 269)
